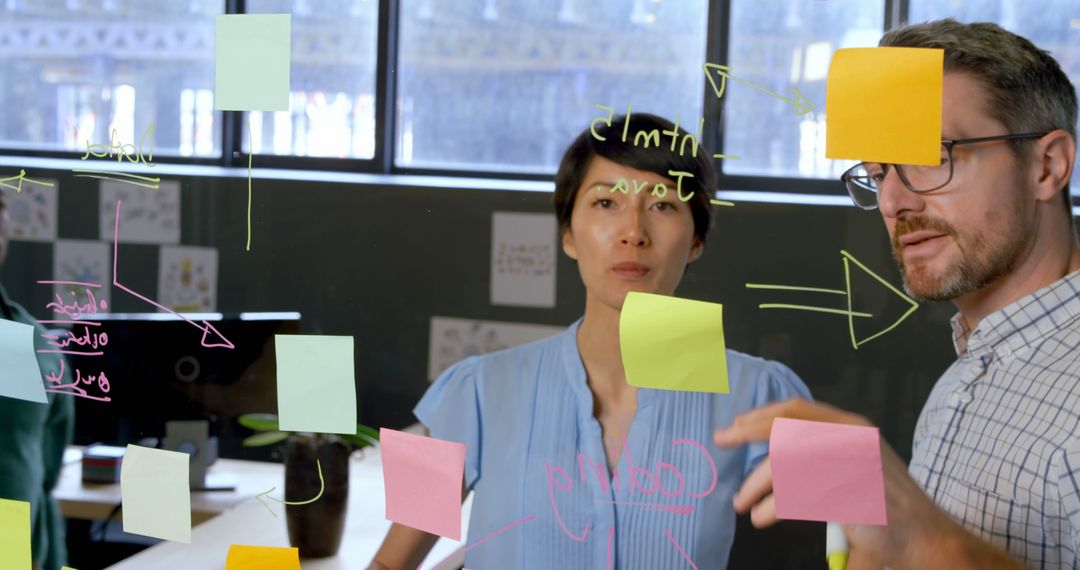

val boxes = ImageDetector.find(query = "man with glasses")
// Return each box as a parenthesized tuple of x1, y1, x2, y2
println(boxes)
(713, 19, 1079, 569)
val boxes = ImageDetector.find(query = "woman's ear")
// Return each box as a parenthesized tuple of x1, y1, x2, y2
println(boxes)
(562, 226, 578, 261)
(687, 235, 704, 264)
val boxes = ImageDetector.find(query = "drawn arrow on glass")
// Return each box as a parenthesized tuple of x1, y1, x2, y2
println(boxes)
(111, 199, 235, 349)
(255, 458, 324, 517)
(703, 62, 816, 116)
(0, 169, 55, 192)
(745, 250, 918, 350)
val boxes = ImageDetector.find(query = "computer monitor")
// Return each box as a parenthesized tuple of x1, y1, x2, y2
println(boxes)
(61, 311, 301, 461)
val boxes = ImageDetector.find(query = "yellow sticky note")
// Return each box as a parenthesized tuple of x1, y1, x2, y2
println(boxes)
(120, 445, 191, 543)
(275, 335, 358, 435)
(619, 292, 729, 393)
(0, 498, 31, 569)
(826, 47, 944, 165)
(226, 544, 300, 569)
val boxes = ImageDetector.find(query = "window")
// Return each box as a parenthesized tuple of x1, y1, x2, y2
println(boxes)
(394, 0, 710, 174)
(908, 0, 1080, 190)
(722, 0, 884, 179)
(242, 0, 379, 159)
(0, 0, 222, 157)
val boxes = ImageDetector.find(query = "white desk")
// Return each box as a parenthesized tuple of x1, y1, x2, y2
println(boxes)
(105, 447, 472, 569)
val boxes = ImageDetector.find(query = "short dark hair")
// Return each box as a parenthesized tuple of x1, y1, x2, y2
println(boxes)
(553, 113, 717, 244)
(881, 19, 1078, 216)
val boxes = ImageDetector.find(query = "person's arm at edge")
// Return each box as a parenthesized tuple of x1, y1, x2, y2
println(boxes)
(367, 482, 469, 570)
(714, 397, 1025, 570)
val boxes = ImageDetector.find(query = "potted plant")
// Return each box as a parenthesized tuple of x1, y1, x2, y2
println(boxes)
(238, 413, 379, 558)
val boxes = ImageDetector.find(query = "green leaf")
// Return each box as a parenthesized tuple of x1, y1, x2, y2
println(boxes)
(355, 424, 380, 440)
(242, 431, 290, 447)
(340, 431, 379, 448)
(238, 413, 280, 432)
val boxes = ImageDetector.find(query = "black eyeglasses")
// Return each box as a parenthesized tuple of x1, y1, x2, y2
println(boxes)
(840, 132, 1048, 210)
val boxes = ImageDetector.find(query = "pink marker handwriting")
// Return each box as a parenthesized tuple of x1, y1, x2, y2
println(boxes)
(43, 283, 107, 320)
(545, 437, 718, 543)
(43, 359, 111, 402)
(41, 323, 108, 353)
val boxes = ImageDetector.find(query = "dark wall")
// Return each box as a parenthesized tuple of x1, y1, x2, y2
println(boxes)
(4, 167, 961, 460)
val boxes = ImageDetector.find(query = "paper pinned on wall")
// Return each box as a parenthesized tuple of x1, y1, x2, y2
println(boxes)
(120, 444, 192, 543)
(0, 319, 47, 404)
(619, 292, 729, 393)
(215, 14, 292, 112)
(99, 180, 181, 244)
(5, 178, 58, 242)
(490, 212, 557, 308)
(0, 498, 31, 569)
(826, 47, 944, 165)
(225, 544, 300, 570)
(158, 245, 218, 312)
(274, 335, 358, 435)
(428, 316, 564, 381)
(769, 418, 887, 525)
(53, 240, 112, 311)
(380, 428, 466, 540)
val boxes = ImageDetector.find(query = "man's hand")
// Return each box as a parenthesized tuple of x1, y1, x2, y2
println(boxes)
(713, 398, 1024, 570)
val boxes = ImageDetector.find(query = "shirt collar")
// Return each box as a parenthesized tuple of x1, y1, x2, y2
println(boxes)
(950, 268, 1080, 359)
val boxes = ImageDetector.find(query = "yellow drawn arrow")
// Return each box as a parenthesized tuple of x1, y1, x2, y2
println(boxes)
(255, 458, 324, 517)
(746, 250, 918, 349)
(704, 62, 816, 115)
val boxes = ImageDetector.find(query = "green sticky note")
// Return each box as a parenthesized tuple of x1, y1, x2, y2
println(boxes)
(0, 498, 31, 569)
(215, 14, 291, 111)
(0, 319, 47, 404)
(619, 292, 729, 393)
(120, 445, 191, 543)
(826, 47, 944, 165)
(275, 335, 358, 435)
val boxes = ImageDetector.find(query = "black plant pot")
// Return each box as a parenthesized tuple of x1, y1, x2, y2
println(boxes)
(284, 434, 350, 558)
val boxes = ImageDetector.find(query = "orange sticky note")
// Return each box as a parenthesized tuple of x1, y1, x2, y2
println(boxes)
(380, 428, 465, 540)
(0, 498, 31, 569)
(226, 544, 300, 569)
(769, 418, 887, 525)
(826, 47, 944, 165)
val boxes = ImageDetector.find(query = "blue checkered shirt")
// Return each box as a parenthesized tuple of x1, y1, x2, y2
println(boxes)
(909, 269, 1080, 569)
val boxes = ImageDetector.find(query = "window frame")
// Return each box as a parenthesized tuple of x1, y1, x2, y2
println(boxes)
(0, 0, 1076, 206)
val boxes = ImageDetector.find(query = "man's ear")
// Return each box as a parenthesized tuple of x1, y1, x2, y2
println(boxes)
(687, 235, 704, 264)
(1032, 130, 1076, 204)
(562, 226, 578, 261)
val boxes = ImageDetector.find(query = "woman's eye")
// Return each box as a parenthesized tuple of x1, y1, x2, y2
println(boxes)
(594, 198, 615, 208)
(652, 202, 676, 211)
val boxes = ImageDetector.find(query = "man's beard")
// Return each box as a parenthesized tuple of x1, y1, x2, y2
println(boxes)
(891, 212, 1032, 302)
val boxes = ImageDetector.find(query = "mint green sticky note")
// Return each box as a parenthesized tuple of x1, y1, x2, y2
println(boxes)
(215, 14, 291, 111)
(120, 445, 191, 543)
(0, 319, 47, 404)
(275, 335, 358, 435)
(0, 498, 31, 569)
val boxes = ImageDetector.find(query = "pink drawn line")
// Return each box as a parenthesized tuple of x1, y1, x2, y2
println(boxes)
(594, 501, 696, 515)
(38, 320, 101, 326)
(37, 280, 102, 288)
(37, 349, 104, 356)
(45, 389, 111, 402)
(462, 515, 536, 554)
(664, 528, 699, 570)
(111, 200, 234, 349)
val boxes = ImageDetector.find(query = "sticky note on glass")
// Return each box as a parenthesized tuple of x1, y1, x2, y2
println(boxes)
(120, 444, 191, 543)
(0, 498, 31, 569)
(0, 319, 47, 404)
(380, 428, 465, 540)
(619, 292, 729, 393)
(215, 14, 291, 111)
(275, 335, 357, 435)
(226, 544, 300, 569)
(826, 47, 944, 165)
(770, 418, 887, 525)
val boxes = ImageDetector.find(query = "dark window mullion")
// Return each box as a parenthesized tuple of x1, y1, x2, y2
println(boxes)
(375, 0, 399, 175)
(702, 0, 730, 181)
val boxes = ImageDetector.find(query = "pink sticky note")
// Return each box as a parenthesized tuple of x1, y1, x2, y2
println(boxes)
(380, 428, 465, 539)
(769, 418, 887, 525)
